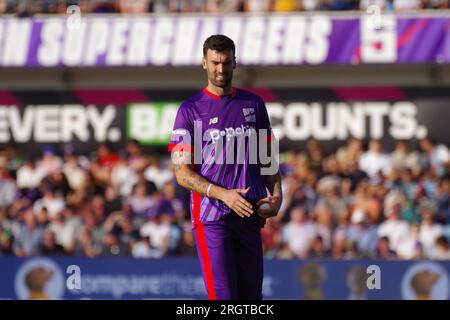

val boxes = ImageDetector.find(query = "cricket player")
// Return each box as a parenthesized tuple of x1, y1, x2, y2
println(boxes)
(169, 35, 282, 300)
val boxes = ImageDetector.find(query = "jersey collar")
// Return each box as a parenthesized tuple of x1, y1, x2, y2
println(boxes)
(203, 87, 237, 100)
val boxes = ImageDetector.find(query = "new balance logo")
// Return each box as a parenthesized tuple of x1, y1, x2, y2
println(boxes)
(209, 117, 218, 125)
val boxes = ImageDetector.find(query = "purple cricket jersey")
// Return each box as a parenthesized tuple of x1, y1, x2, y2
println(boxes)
(169, 87, 273, 225)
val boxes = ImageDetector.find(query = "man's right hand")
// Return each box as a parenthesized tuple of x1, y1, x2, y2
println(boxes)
(219, 187, 254, 218)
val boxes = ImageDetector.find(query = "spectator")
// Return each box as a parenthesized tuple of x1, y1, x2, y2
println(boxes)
(397, 223, 424, 259)
(430, 235, 450, 260)
(347, 208, 378, 257)
(375, 236, 397, 259)
(244, 0, 271, 11)
(131, 236, 162, 258)
(393, 0, 423, 10)
(377, 203, 409, 252)
(307, 235, 331, 258)
(101, 232, 128, 256)
(359, 139, 392, 180)
(420, 137, 450, 177)
(391, 140, 422, 175)
(41, 230, 67, 256)
(177, 222, 197, 256)
(13, 209, 44, 257)
(281, 207, 317, 259)
(418, 200, 443, 257)
(118, 0, 150, 13)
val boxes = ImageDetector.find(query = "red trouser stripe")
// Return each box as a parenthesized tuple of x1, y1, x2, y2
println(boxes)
(193, 191, 216, 300)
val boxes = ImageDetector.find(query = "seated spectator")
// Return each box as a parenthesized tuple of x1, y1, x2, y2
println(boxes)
(157, 182, 185, 220)
(33, 187, 66, 219)
(75, 227, 100, 258)
(430, 235, 450, 260)
(359, 139, 392, 180)
(420, 137, 450, 177)
(13, 209, 44, 257)
(118, 0, 150, 14)
(397, 223, 424, 259)
(426, 0, 449, 9)
(307, 235, 331, 258)
(131, 236, 162, 258)
(41, 229, 66, 256)
(360, 0, 389, 11)
(393, 0, 423, 10)
(101, 232, 128, 256)
(377, 203, 409, 252)
(281, 206, 317, 259)
(177, 222, 197, 257)
(391, 140, 422, 175)
(375, 236, 397, 259)
(269, 0, 300, 11)
(418, 200, 443, 257)
(140, 215, 171, 256)
(347, 208, 378, 257)
(129, 182, 159, 218)
(244, 0, 271, 12)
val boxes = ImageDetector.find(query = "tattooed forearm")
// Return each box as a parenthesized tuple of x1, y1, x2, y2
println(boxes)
(171, 150, 211, 195)
(181, 170, 210, 195)
(264, 171, 282, 197)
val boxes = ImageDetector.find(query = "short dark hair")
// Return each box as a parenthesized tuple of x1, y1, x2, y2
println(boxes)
(203, 35, 235, 58)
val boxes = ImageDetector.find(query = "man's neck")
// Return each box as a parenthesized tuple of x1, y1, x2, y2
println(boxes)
(206, 84, 232, 97)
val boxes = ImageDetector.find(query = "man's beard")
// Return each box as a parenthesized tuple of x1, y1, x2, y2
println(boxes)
(209, 73, 232, 88)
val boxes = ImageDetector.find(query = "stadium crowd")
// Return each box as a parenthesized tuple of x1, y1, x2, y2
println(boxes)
(0, 136, 449, 260)
(0, 0, 448, 16)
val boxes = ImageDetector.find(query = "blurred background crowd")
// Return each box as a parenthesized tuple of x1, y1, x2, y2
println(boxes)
(0, 137, 449, 260)
(0, 0, 449, 16)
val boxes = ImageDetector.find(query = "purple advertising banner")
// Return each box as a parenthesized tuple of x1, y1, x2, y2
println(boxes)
(0, 14, 449, 67)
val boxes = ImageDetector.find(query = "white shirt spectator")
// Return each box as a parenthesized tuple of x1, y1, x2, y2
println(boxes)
(16, 164, 45, 189)
(396, 224, 422, 259)
(390, 149, 421, 172)
(420, 223, 443, 257)
(282, 221, 317, 258)
(360, 0, 387, 10)
(0, 179, 16, 208)
(144, 166, 174, 190)
(63, 165, 86, 191)
(48, 217, 80, 250)
(140, 220, 171, 251)
(244, 0, 270, 11)
(111, 161, 139, 197)
(132, 239, 162, 258)
(377, 219, 409, 252)
(359, 150, 392, 179)
(394, 0, 422, 10)
(33, 194, 66, 218)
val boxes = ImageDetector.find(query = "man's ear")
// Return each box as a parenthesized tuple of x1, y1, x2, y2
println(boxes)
(233, 57, 237, 69)
(202, 57, 207, 70)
